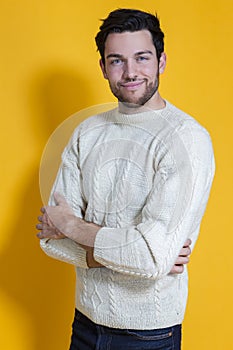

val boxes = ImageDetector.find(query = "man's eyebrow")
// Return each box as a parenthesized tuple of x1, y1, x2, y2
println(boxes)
(106, 54, 123, 59)
(135, 50, 154, 56)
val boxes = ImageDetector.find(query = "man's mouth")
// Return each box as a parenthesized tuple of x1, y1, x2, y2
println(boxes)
(120, 80, 145, 90)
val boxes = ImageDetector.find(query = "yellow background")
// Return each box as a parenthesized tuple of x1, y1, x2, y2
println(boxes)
(0, 0, 232, 349)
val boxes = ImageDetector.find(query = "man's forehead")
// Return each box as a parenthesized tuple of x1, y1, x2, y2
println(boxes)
(104, 30, 156, 55)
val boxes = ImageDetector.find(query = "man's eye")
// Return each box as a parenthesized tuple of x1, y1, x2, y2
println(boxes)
(136, 56, 149, 62)
(111, 59, 122, 65)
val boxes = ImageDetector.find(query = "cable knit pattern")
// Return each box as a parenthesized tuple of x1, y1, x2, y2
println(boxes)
(40, 100, 215, 329)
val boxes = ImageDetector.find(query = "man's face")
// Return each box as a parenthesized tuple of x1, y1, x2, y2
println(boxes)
(100, 30, 166, 109)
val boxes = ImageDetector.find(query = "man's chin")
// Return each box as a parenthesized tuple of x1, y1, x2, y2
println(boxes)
(116, 89, 158, 109)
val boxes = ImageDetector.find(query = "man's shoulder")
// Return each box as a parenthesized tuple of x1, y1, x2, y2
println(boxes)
(68, 108, 116, 140)
(164, 101, 214, 159)
(77, 108, 116, 131)
(164, 100, 210, 136)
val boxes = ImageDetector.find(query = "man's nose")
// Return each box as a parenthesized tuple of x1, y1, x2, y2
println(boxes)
(122, 60, 137, 80)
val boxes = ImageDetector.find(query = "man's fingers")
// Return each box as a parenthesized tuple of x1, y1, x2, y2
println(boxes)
(170, 239, 192, 274)
(36, 226, 63, 239)
(36, 217, 66, 240)
(183, 238, 192, 247)
(36, 221, 51, 231)
(36, 223, 42, 230)
(36, 225, 52, 238)
(37, 213, 52, 227)
(179, 246, 191, 257)
(175, 256, 190, 265)
(170, 265, 184, 274)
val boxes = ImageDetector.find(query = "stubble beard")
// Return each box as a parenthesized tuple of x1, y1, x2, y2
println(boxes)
(109, 74, 160, 109)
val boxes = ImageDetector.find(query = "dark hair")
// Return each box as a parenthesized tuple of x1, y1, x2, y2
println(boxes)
(95, 8, 164, 65)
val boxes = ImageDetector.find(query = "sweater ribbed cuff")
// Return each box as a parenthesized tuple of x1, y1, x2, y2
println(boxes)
(40, 238, 89, 268)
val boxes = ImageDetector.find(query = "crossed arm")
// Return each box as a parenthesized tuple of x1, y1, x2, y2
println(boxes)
(36, 122, 215, 277)
(36, 192, 191, 273)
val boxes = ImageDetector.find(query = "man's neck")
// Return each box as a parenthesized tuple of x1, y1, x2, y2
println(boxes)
(118, 93, 166, 115)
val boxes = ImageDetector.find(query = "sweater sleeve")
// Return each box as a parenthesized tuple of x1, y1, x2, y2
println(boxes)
(40, 129, 89, 269)
(93, 123, 215, 279)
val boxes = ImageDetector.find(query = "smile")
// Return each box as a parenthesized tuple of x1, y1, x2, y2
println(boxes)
(120, 81, 145, 90)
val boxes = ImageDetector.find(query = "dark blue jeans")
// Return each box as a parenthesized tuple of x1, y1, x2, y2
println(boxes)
(69, 309, 182, 350)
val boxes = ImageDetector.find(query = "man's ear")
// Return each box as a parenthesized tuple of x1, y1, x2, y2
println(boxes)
(99, 59, 108, 79)
(159, 52, 167, 74)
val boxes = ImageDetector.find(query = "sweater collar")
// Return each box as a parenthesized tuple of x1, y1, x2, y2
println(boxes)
(107, 100, 169, 124)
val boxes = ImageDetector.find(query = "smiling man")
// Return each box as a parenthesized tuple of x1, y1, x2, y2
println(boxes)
(37, 9, 215, 350)
(100, 30, 166, 109)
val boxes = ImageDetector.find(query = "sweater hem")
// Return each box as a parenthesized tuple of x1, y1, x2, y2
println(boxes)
(75, 304, 185, 330)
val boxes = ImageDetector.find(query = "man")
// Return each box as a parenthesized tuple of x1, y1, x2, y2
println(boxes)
(37, 9, 215, 350)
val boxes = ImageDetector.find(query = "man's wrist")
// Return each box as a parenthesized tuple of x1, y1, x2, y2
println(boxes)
(86, 248, 103, 268)
(66, 218, 100, 247)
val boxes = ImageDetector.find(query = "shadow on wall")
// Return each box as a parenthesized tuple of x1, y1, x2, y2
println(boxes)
(0, 66, 93, 350)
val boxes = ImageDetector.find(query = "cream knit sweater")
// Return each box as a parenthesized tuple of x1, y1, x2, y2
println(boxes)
(40, 100, 215, 329)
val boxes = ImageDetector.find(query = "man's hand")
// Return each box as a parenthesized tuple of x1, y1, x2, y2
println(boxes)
(36, 192, 100, 247)
(36, 194, 191, 272)
(36, 193, 77, 240)
(170, 239, 192, 274)
(36, 206, 66, 240)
